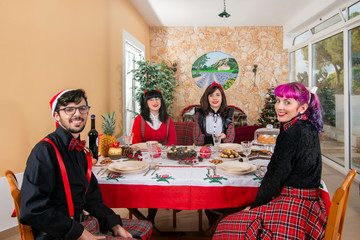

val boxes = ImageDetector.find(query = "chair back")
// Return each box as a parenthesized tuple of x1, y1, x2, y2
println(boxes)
(234, 125, 263, 143)
(5, 170, 34, 240)
(174, 122, 194, 145)
(324, 169, 357, 240)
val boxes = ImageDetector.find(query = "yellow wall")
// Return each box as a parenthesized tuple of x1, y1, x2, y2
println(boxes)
(0, 0, 150, 175)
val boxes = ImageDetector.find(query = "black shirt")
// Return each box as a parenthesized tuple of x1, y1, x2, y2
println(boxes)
(20, 126, 122, 239)
(251, 120, 322, 208)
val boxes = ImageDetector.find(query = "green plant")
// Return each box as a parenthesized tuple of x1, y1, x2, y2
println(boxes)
(129, 58, 177, 115)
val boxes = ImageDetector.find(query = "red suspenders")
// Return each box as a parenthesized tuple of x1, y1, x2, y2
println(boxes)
(42, 138, 92, 218)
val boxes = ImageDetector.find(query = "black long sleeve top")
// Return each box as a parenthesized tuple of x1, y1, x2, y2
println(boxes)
(251, 119, 322, 209)
(20, 126, 122, 239)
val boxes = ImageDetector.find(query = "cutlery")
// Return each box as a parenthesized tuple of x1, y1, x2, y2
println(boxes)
(206, 167, 211, 176)
(100, 169, 109, 176)
(96, 167, 106, 175)
(151, 166, 159, 176)
(143, 167, 152, 176)
(211, 166, 216, 175)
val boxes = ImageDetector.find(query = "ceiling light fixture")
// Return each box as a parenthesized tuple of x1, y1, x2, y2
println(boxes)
(218, 0, 231, 18)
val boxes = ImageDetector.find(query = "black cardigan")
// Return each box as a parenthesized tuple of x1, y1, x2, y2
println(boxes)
(251, 119, 322, 208)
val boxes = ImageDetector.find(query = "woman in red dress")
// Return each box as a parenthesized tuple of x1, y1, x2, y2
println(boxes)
(131, 89, 177, 224)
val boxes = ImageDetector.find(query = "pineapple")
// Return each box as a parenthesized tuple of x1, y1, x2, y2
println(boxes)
(98, 111, 116, 157)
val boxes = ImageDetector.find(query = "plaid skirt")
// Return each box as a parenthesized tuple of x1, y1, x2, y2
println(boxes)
(213, 186, 327, 240)
(82, 215, 152, 240)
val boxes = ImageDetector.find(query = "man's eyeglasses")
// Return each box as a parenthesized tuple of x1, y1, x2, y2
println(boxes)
(57, 105, 91, 115)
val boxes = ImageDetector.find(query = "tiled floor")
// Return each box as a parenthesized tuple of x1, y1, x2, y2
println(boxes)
(1, 162, 359, 239)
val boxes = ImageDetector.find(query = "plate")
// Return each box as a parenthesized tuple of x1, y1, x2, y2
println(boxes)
(217, 162, 257, 175)
(108, 161, 149, 174)
(131, 142, 162, 151)
(239, 149, 272, 160)
(218, 143, 242, 151)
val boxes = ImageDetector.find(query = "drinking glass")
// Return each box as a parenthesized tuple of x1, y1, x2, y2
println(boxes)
(124, 133, 133, 147)
(146, 141, 158, 168)
(212, 134, 221, 152)
(241, 141, 252, 162)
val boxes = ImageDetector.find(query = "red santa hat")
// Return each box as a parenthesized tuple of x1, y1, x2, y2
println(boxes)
(50, 89, 74, 126)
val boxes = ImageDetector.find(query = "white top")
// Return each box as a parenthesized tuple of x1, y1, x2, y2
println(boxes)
(146, 113, 162, 130)
(206, 113, 222, 134)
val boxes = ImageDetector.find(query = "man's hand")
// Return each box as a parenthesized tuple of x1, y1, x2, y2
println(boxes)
(78, 229, 105, 239)
(243, 206, 251, 211)
(112, 224, 133, 238)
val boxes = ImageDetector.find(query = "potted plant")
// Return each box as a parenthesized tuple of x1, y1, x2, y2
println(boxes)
(129, 58, 177, 115)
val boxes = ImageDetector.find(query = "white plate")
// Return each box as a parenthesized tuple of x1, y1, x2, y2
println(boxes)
(108, 161, 149, 174)
(131, 142, 162, 151)
(218, 143, 242, 151)
(216, 162, 257, 174)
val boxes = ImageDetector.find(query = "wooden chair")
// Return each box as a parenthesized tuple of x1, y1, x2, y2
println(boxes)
(324, 169, 357, 240)
(5, 170, 34, 240)
(173, 209, 203, 231)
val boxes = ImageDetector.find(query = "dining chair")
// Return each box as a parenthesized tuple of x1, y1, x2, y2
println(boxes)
(174, 122, 194, 145)
(5, 170, 34, 240)
(324, 169, 357, 240)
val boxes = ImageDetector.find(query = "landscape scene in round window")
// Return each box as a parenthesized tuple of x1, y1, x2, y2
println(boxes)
(192, 51, 239, 90)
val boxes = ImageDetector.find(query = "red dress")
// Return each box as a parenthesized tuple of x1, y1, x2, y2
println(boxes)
(132, 115, 177, 146)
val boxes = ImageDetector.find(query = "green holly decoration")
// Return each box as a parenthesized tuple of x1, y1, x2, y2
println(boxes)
(152, 174, 175, 183)
(106, 173, 123, 182)
(203, 174, 228, 184)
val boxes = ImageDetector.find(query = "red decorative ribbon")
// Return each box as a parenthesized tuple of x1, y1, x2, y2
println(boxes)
(208, 81, 223, 93)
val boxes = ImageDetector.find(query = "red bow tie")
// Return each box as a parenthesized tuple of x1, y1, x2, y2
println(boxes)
(68, 138, 86, 152)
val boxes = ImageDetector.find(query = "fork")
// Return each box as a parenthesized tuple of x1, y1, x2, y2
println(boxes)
(206, 167, 211, 176)
(211, 166, 217, 175)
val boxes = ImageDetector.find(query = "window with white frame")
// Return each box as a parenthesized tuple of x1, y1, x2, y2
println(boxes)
(123, 30, 145, 136)
(290, 0, 360, 173)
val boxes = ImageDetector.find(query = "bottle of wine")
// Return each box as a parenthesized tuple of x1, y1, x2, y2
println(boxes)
(88, 114, 98, 160)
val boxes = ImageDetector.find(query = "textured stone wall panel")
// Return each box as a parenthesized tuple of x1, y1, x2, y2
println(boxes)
(150, 26, 288, 125)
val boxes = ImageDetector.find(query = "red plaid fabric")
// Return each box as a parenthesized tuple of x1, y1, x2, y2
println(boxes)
(68, 138, 86, 151)
(82, 215, 152, 239)
(193, 112, 235, 145)
(174, 122, 194, 145)
(213, 186, 327, 240)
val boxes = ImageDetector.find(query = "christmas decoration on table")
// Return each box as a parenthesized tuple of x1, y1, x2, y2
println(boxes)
(167, 146, 197, 160)
(177, 157, 198, 165)
(257, 87, 280, 128)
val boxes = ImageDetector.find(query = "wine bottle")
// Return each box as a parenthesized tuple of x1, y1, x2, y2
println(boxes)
(88, 114, 98, 160)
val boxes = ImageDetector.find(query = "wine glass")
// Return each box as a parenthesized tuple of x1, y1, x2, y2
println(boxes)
(241, 141, 252, 162)
(146, 141, 158, 168)
(124, 133, 133, 147)
(212, 134, 221, 152)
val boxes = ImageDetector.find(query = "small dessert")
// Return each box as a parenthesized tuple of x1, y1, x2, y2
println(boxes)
(257, 134, 277, 144)
(220, 149, 239, 158)
(99, 158, 113, 164)
(209, 159, 223, 164)
(167, 146, 197, 160)
(108, 142, 122, 160)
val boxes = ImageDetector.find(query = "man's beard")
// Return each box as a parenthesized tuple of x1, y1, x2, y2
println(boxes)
(59, 116, 86, 134)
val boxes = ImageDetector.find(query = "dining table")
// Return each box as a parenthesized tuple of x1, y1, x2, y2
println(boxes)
(94, 144, 331, 235)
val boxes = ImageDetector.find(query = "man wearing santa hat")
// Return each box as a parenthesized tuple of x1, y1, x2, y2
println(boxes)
(20, 89, 152, 240)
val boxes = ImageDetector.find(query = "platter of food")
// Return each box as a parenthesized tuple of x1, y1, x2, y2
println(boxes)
(218, 143, 242, 151)
(131, 142, 162, 151)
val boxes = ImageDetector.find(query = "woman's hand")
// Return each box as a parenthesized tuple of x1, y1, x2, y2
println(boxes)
(112, 224, 133, 238)
(220, 133, 226, 139)
(243, 206, 251, 211)
(78, 229, 105, 240)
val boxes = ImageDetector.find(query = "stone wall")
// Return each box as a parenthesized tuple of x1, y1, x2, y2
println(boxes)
(150, 26, 288, 125)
